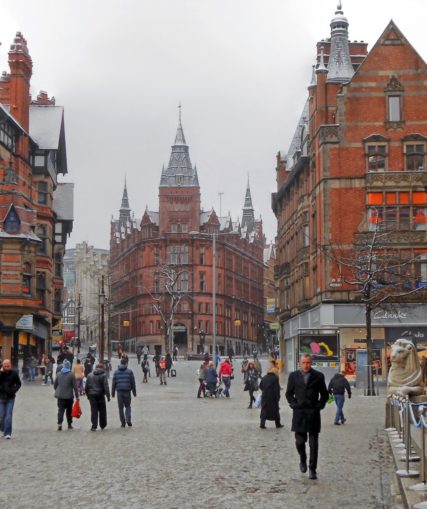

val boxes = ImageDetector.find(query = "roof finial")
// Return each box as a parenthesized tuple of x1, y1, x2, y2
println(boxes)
(337, 0, 342, 11)
(178, 102, 182, 124)
(317, 46, 327, 72)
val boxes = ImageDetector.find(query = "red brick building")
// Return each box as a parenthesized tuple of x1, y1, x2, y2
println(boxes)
(272, 5, 427, 374)
(0, 33, 72, 364)
(110, 115, 264, 356)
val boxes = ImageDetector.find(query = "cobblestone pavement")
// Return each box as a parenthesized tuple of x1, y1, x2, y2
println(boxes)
(0, 357, 397, 509)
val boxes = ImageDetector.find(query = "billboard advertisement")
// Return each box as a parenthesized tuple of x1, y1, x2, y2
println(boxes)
(298, 333, 339, 363)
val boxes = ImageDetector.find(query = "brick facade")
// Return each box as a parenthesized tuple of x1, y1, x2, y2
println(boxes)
(110, 119, 264, 356)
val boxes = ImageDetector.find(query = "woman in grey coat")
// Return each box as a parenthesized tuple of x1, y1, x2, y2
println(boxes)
(54, 359, 79, 430)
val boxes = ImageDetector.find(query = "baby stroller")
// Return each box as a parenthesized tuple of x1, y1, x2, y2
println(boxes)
(205, 380, 224, 398)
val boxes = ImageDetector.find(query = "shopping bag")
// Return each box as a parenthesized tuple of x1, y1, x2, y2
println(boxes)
(171, 369, 177, 377)
(327, 393, 335, 405)
(71, 399, 82, 419)
(255, 393, 262, 408)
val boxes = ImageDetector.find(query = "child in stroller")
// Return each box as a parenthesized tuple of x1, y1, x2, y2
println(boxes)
(205, 380, 224, 398)
(204, 361, 223, 397)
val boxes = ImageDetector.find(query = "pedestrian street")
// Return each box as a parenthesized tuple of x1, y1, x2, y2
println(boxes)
(0, 357, 396, 509)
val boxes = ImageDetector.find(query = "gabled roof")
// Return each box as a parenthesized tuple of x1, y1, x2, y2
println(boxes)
(284, 100, 309, 170)
(29, 105, 68, 174)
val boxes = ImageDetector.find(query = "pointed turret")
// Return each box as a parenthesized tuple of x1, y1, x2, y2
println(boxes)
(159, 107, 199, 187)
(327, 1, 354, 83)
(241, 177, 255, 233)
(119, 178, 131, 226)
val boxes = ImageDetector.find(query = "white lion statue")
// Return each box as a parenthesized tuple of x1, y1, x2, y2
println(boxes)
(387, 338, 424, 396)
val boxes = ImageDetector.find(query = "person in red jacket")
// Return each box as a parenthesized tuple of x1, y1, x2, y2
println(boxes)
(218, 358, 233, 398)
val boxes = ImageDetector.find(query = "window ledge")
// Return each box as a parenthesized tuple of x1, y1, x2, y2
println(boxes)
(385, 120, 405, 130)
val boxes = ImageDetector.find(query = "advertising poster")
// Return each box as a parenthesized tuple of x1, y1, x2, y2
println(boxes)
(298, 333, 339, 363)
(345, 349, 356, 376)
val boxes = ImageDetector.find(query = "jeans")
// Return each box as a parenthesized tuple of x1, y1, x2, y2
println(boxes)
(44, 372, 54, 385)
(28, 367, 36, 381)
(117, 391, 132, 424)
(0, 399, 15, 436)
(89, 395, 107, 429)
(295, 431, 319, 470)
(334, 394, 345, 423)
(222, 376, 231, 397)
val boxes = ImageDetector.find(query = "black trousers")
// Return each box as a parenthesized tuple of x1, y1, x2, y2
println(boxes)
(57, 398, 73, 425)
(89, 395, 107, 429)
(295, 432, 319, 470)
(197, 379, 205, 397)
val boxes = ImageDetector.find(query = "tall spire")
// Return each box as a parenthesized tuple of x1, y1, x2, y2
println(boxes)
(160, 107, 199, 187)
(119, 177, 131, 225)
(327, 1, 354, 83)
(241, 177, 255, 232)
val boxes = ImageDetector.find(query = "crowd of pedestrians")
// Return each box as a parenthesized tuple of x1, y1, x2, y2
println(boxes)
(0, 344, 353, 482)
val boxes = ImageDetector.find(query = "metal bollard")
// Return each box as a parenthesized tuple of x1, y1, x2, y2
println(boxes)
(410, 406, 427, 493)
(396, 399, 419, 477)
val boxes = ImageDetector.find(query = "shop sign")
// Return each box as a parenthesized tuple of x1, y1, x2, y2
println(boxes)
(16, 314, 33, 330)
(270, 322, 280, 330)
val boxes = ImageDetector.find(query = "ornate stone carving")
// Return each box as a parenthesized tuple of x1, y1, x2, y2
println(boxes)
(387, 338, 424, 396)
(318, 125, 339, 145)
(385, 75, 404, 92)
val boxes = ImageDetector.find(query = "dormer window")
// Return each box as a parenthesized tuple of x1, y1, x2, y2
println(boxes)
(4, 205, 20, 233)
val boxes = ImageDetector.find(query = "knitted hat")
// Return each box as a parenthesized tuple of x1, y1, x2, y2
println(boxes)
(63, 359, 71, 369)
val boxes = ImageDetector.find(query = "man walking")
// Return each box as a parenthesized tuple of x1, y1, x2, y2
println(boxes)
(0, 359, 22, 439)
(85, 363, 111, 431)
(112, 358, 136, 427)
(285, 353, 328, 480)
(54, 359, 79, 430)
(328, 371, 352, 425)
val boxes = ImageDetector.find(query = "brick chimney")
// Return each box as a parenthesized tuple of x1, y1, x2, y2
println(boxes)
(8, 32, 32, 131)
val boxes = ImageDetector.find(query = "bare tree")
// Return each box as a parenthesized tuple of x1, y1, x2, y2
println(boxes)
(146, 264, 191, 353)
(329, 212, 427, 395)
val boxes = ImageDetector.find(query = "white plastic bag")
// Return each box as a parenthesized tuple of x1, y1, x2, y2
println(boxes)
(255, 393, 262, 408)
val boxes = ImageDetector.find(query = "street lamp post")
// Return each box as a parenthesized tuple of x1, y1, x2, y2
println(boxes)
(74, 294, 82, 357)
(212, 231, 216, 358)
(99, 276, 106, 363)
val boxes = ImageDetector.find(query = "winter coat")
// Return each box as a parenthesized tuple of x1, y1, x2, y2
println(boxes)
(0, 370, 22, 401)
(86, 368, 110, 399)
(218, 361, 233, 377)
(244, 368, 259, 391)
(253, 358, 262, 377)
(328, 373, 352, 397)
(112, 365, 136, 396)
(205, 368, 218, 384)
(259, 372, 280, 421)
(285, 369, 329, 433)
(198, 364, 208, 380)
(84, 359, 93, 377)
(141, 360, 150, 373)
(165, 354, 173, 369)
(54, 371, 78, 400)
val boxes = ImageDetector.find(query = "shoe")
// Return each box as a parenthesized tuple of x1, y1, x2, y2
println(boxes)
(164, 382, 167, 385)
(127, 421, 132, 427)
(260, 424, 266, 429)
(248, 404, 252, 409)
(4, 435, 11, 440)
(57, 425, 62, 431)
(334, 422, 341, 425)
(299, 462, 307, 473)
(160, 382, 163, 385)
(121, 423, 126, 428)
(309, 470, 317, 480)
(91, 427, 96, 432)
(341, 418, 346, 424)
(276, 424, 284, 428)
(68, 424, 73, 430)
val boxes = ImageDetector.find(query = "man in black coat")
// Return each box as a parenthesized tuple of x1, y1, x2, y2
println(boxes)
(285, 354, 329, 480)
(0, 359, 21, 439)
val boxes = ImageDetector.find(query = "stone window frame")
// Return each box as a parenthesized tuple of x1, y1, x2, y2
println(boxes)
(402, 135, 427, 172)
(384, 75, 404, 128)
(364, 135, 389, 173)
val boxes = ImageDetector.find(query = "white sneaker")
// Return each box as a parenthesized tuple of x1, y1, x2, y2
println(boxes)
(4, 435, 11, 439)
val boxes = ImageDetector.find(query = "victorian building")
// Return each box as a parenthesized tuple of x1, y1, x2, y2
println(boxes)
(0, 33, 72, 363)
(110, 115, 264, 355)
(272, 4, 427, 375)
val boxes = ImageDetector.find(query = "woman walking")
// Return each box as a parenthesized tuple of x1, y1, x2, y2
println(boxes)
(141, 355, 150, 383)
(244, 361, 259, 408)
(72, 358, 85, 395)
(259, 367, 283, 429)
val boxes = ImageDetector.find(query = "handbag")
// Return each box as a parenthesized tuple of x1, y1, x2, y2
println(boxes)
(71, 399, 82, 419)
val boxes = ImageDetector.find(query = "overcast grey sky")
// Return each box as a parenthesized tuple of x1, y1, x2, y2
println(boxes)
(0, 0, 426, 249)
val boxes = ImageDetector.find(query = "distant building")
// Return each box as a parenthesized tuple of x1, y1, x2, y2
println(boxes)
(263, 242, 278, 351)
(110, 114, 265, 355)
(63, 242, 109, 347)
(0, 33, 73, 363)
(272, 5, 427, 374)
